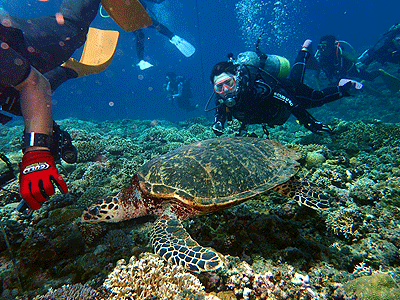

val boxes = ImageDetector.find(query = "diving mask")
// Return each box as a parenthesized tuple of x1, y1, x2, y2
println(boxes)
(214, 75, 236, 94)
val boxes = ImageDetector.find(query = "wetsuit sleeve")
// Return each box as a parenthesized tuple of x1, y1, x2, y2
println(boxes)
(175, 82, 183, 97)
(272, 85, 333, 134)
(214, 100, 226, 126)
(0, 40, 31, 87)
(358, 49, 374, 66)
(290, 105, 332, 134)
(289, 81, 346, 109)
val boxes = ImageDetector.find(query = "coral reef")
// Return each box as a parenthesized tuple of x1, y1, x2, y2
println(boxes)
(220, 260, 319, 299)
(103, 252, 205, 299)
(344, 273, 400, 300)
(1, 117, 400, 299)
(33, 283, 99, 300)
(325, 206, 374, 241)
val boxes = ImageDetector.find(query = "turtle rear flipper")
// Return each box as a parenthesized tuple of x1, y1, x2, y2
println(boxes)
(150, 217, 223, 273)
(273, 175, 330, 210)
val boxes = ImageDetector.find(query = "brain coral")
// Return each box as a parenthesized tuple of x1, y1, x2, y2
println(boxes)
(103, 252, 205, 299)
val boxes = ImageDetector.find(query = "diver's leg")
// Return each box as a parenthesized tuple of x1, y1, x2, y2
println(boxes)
(150, 20, 174, 39)
(289, 40, 313, 83)
(6, 0, 101, 74)
(134, 29, 145, 61)
(44, 66, 78, 92)
(59, 0, 101, 29)
(134, 29, 154, 69)
(289, 51, 309, 83)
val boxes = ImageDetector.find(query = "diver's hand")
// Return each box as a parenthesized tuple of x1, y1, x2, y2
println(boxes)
(212, 121, 224, 136)
(304, 121, 333, 135)
(19, 150, 67, 210)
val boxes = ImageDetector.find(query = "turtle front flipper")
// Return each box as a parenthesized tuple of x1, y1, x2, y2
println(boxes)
(273, 175, 330, 210)
(150, 217, 223, 273)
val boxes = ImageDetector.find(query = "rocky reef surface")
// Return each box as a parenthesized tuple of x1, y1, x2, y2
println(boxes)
(1, 116, 400, 299)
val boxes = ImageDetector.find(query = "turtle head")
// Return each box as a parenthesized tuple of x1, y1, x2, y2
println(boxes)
(81, 192, 129, 223)
(81, 184, 160, 223)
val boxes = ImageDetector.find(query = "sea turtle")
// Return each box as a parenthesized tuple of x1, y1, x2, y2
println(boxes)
(82, 137, 329, 273)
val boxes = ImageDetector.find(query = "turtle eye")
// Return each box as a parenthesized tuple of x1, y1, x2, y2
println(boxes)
(88, 206, 100, 216)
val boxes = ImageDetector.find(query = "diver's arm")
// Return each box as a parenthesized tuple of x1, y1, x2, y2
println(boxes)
(173, 82, 183, 97)
(17, 67, 53, 145)
(290, 105, 332, 134)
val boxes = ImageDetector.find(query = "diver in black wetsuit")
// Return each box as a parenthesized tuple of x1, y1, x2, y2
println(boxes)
(0, 0, 101, 94)
(0, 0, 101, 211)
(357, 23, 400, 69)
(164, 72, 198, 111)
(211, 40, 361, 137)
(314, 35, 382, 86)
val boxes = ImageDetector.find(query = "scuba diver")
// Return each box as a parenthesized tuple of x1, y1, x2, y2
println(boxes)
(134, 0, 196, 70)
(0, 0, 105, 211)
(356, 23, 400, 93)
(164, 72, 198, 111)
(314, 35, 382, 86)
(358, 23, 400, 68)
(0, 0, 150, 211)
(209, 39, 362, 137)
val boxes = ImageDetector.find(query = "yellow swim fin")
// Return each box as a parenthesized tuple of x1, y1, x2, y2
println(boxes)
(379, 69, 400, 94)
(62, 27, 119, 78)
(101, 0, 153, 32)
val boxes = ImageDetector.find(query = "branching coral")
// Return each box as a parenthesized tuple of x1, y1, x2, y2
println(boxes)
(34, 283, 99, 299)
(325, 207, 374, 241)
(223, 261, 318, 299)
(103, 253, 205, 299)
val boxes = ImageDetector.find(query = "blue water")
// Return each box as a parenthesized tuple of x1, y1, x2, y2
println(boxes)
(2, 0, 399, 122)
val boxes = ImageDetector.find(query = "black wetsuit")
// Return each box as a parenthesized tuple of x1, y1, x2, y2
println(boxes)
(165, 76, 196, 111)
(0, 0, 101, 123)
(359, 36, 400, 67)
(214, 50, 350, 134)
(317, 50, 381, 83)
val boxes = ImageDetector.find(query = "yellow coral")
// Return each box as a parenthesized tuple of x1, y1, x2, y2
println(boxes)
(103, 252, 205, 300)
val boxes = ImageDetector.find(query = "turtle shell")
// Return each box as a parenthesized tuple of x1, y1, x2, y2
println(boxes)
(137, 137, 301, 210)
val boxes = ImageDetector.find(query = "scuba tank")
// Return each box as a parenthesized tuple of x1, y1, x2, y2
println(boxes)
(235, 32, 290, 78)
(236, 51, 290, 78)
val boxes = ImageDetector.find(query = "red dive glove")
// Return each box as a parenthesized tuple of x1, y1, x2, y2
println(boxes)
(19, 150, 67, 210)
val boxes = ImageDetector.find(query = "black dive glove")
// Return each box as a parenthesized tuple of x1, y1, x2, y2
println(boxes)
(303, 120, 333, 134)
(291, 105, 333, 135)
(212, 121, 224, 136)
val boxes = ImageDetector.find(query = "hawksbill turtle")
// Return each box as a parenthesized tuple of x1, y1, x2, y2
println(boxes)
(82, 137, 329, 273)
